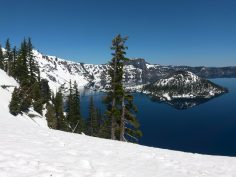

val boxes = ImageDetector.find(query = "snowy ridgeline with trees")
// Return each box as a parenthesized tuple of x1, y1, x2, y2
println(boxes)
(1, 51, 236, 177)
(0, 35, 141, 143)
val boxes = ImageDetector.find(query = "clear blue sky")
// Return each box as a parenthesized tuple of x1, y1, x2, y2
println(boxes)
(0, 0, 235, 66)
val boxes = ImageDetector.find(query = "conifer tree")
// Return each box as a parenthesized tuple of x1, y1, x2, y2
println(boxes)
(105, 34, 128, 140)
(32, 82, 43, 114)
(0, 44, 4, 69)
(87, 96, 99, 136)
(73, 81, 84, 133)
(40, 79, 51, 104)
(54, 89, 67, 131)
(66, 81, 83, 133)
(121, 94, 142, 142)
(19, 86, 32, 113)
(9, 88, 21, 116)
(11, 46, 17, 77)
(4, 39, 13, 75)
(105, 34, 142, 142)
(66, 81, 74, 130)
(15, 39, 29, 86)
(27, 38, 38, 83)
(45, 102, 57, 129)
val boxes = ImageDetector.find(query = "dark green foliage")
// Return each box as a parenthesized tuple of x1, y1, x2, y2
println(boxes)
(11, 46, 17, 77)
(8, 38, 44, 116)
(66, 81, 83, 133)
(97, 115, 111, 139)
(40, 79, 51, 104)
(9, 88, 21, 116)
(3, 39, 14, 76)
(0, 44, 4, 69)
(27, 38, 38, 83)
(45, 103, 57, 129)
(32, 82, 43, 115)
(54, 89, 68, 131)
(9, 86, 32, 115)
(105, 34, 142, 142)
(15, 39, 29, 86)
(87, 96, 99, 136)
(123, 94, 142, 142)
(19, 86, 32, 112)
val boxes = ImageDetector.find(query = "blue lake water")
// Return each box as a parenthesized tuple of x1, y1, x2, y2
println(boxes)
(80, 78, 236, 156)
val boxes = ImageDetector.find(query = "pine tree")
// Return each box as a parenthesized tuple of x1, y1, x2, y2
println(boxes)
(11, 46, 17, 77)
(87, 96, 99, 136)
(0, 44, 4, 69)
(121, 94, 142, 142)
(66, 81, 83, 133)
(45, 102, 57, 129)
(105, 34, 128, 140)
(32, 82, 43, 115)
(9, 88, 21, 116)
(4, 39, 13, 75)
(105, 34, 142, 142)
(73, 81, 84, 133)
(54, 89, 68, 131)
(19, 86, 32, 112)
(66, 81, 74, 131)
(15, 39, 29, 86)
(40, 79, 51, 104)
(27, 38, 38, 83)
(105, 34, 127, 140)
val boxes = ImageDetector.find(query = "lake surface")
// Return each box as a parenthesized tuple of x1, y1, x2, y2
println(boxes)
(80, 78, 236, 156)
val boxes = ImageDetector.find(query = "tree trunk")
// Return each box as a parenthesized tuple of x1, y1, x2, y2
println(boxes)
(120, 95, 125, 141)
(111, 98, 116, 140)
(111, 56, 117, 140)
(7, 60, 10, 75)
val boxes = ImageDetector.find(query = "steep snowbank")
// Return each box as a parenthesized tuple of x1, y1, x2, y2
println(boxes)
(0, 69, 236, 177)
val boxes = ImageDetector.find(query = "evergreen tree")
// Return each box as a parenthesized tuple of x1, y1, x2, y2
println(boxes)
(0, 44, 4, 69)
(11, 46, 18, 77)
(105, 34, 142, 142)
(66, 81, 74, 131)
(45, 102, 57, 129)
(54, 89, 68, 131)
(32, 82, 43, 115)
(27, 38, 38, 83)
(40, 79, 51, 104)
(15, 39, 29, 86)
(105, 34, 128, 140)
(9, 86, 32, 115)
(4, 38, 13, 75)
(9, 88, 21, 116)
(121, 94, 142, 142)
(66, 81, 83, 133)
(73, 81, 84, 133)
(87, 96, 99, 136)
(19, 86, 32, 113)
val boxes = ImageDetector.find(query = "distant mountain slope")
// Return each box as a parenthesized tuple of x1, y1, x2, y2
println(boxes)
(32, 50, 236, 92)
(1, 68, 236, 177)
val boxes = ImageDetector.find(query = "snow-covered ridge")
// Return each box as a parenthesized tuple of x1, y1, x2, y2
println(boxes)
(33, 50, 147, 92)
(32, 50, 236, 94)
(1, 68, 236, 177)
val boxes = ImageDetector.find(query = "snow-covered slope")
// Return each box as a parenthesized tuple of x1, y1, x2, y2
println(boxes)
(32, 50, 236, 93)
(1, 69, 236, 177)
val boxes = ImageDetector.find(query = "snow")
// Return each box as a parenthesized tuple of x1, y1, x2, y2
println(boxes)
(33, 50, 90, 93)
(1, 70, 236, 177)
(163, 93, 171, 100)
